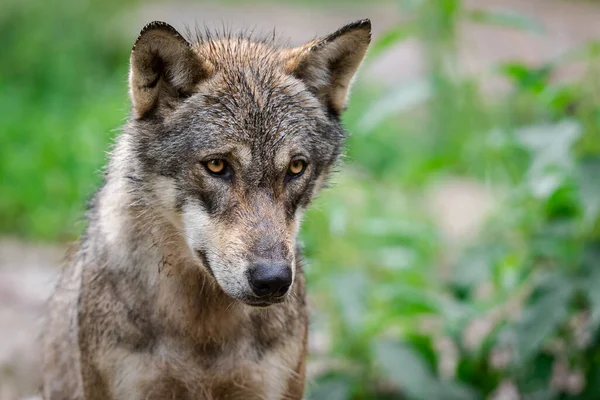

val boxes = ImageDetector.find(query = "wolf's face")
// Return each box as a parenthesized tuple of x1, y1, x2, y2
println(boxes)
(126, 20, 370, 306)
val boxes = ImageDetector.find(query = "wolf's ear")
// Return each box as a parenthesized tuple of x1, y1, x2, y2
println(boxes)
(129, 21, 209, 118)
(287, 19, 371, 117)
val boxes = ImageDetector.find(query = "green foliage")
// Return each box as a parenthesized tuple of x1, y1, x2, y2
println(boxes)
(304, 0, 600, 399)
(0, 0, 133, 239)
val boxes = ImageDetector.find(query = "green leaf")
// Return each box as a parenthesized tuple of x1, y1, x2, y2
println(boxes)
(513, 275, 573, 362)
(380, 283, 441, 315)
(576, 361, 600, 399)
(334, 271, 369, 332)
(516, 352, 555, 395)
(374, 339, 478, 400)
(404, 334, 438, 371)
(496, 62, 552, 93)
(308, 376, 352, 400)
(579, 157, 600, 229)
(374, 339, 439, 400)
(523, 389, 558, 400)
(515, 120, 581, 198)
(582, 244, 600, 330)
(466, 9, 544, 34)
(368, 24, 415, 60)
(438, 381, 480, 400)
(451, 246, 495, 292)
(360, 79, 431, 131)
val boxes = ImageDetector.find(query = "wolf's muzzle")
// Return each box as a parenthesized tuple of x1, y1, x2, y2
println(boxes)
(248, 260, 292, 299)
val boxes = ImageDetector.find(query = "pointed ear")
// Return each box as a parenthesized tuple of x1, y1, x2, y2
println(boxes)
(129, 21, 210, 118)
(287, 19, 371, 117)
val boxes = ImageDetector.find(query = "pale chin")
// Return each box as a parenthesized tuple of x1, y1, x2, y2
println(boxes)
(192, 249, 263, 305)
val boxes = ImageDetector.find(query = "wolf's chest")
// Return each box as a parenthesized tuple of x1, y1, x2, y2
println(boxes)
(102, 330, 302, 400)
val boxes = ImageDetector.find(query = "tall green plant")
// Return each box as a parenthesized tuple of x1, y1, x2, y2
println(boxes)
(307, 1, 600, 399)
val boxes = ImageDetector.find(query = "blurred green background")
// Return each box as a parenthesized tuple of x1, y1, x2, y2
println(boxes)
(1, 0, 600, 399)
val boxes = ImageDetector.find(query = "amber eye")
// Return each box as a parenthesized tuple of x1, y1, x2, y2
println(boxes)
(205, 159, 226, 174)
(288, 159, 306, 177)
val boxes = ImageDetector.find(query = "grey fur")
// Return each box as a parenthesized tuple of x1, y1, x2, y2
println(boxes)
(42, 19, 371, 399)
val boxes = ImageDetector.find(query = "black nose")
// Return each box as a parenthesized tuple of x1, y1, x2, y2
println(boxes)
(248, 260, 292, 298)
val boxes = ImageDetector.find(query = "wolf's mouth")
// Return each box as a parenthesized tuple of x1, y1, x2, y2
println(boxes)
(196, 249, 215, 278)
(243, 296, 286, 308)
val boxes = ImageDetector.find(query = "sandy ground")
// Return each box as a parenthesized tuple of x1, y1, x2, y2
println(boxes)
(2, 0, 600, 398)
(0, 240, 63, 400)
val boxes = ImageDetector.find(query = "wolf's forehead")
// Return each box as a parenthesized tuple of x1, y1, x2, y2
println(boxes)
(195, 118, 314, 162)
(195, 73, 321, 142)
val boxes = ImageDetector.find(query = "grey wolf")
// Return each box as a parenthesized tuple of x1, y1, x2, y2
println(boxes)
(41, 18, 371, 399)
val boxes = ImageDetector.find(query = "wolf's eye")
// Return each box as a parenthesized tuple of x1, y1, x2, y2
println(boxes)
(287, 159, 306, 177)
(205, 159, 226, 175)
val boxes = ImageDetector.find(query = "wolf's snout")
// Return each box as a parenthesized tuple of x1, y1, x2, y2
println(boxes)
(248, 260, 292, 298)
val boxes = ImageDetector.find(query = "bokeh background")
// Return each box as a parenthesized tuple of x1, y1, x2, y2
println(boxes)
(1, 0, 600, 399)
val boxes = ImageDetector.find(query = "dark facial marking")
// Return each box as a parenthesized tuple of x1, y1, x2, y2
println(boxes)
(196, 249, 215, 278)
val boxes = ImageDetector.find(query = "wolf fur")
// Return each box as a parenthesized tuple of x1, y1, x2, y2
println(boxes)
(41, 18, 371, 400)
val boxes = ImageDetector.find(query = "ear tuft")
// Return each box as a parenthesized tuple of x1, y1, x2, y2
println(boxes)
(317, 18, 371, 49)
(129, 21, 209, 118)
(288, 19, 371, 117)
(132, 21, 187, 52)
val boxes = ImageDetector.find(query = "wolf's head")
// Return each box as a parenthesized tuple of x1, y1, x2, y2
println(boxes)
(125, 20, 370, 306)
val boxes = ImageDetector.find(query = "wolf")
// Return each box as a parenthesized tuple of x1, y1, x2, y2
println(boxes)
(41, 18, 371, 400)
